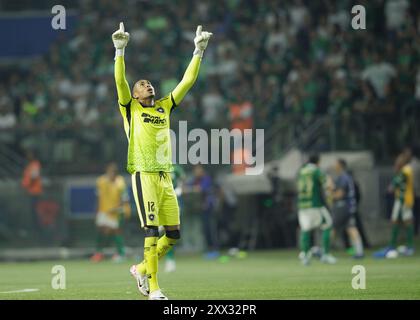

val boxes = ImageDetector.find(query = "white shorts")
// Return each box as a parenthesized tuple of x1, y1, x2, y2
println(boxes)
(391, 201, 413, 222)
(298, 207, 332, 231)
(95, 212, 119, 229)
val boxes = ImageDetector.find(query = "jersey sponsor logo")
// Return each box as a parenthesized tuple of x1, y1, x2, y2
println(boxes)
(141, 112, 166, 125)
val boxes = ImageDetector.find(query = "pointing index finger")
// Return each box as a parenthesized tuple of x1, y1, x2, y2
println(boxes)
(196, 25, 202, 36)
(119, 22, 125, 32)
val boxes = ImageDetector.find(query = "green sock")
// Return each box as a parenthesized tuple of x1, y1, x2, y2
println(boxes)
(96, 232, 106, 252)
(300, 231, 311, 254)
(406, 224, 414, 248)
(114, 234, 125, 256)
(166, 248, 175, 260)
(104, 234, 112, 248)
(321, 228, 331, 254)
(390, 224, 400, 248)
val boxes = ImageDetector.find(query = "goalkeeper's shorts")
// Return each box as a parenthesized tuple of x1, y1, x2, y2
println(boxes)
(131, 171, 180, 228)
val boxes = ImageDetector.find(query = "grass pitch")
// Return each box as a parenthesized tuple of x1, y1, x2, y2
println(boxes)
(0, 250, 419, 300)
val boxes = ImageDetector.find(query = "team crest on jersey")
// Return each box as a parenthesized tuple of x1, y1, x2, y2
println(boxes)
(156, 107, 165, 114)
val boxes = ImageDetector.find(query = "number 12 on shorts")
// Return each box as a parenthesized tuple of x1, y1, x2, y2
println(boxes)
(147, 201, 155, 212)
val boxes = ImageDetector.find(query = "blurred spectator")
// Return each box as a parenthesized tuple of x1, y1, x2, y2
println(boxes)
(21, 150, 43, 238)
(190, 165, 218, 259)
(201, 82, 226, 128)
(229, 85, 253, 133)
(0, 95, 17, 147)
(216, 179, 239, 249)
(385, 0, 410, 31)
(415, 67, 420, 102)
(361, 52, 397, 99)
(231, 143, 252, 175)
(289, 0, 309, 34)
(0, 0, 418, 172)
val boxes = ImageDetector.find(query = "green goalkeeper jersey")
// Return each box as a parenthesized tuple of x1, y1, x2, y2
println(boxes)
(114, 55, 201, 174)
(297, 163, 326, 209)
(119, 94, 175, 173)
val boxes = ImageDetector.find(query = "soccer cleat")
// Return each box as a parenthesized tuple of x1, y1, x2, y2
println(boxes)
(204, 251, 220, 260)
(299, 252, 311, 266)
(385, 249, 398, 259)
(129, 265, 149, 296)
(320, 254, 337, 264)
(373, 246, 394, 259)
(397, 245, 407, 254)
(310, 246, 322, 259)
(405, 247, 415, 256)
(148, 289, 168, 300)
(346, 247, 355, 256)
(397, 245, 415, 256)
(237, 250, 248, 259)
(90, 252, 104, 263)
(164, 259, 176, 273)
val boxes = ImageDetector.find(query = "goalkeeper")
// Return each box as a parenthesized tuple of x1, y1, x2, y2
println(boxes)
(112, 22, 212, 300)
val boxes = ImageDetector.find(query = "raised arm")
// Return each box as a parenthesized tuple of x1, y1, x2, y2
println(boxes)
(172, 55, 201, 105)
(112, 22, 131, 105)
(115, 56, 131, 105)
(172, 25, 212, 105)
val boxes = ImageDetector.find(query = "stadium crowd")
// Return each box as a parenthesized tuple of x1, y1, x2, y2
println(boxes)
(0, 0, 419, 173)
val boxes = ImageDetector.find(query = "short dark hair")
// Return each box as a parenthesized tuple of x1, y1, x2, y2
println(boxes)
(337, 158, 347, 170)
(308, 154, 320, 164)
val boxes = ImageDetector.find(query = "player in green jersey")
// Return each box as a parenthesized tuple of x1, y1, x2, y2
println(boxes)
(112, 22, 212, 300)
(297, 154, 336, 265)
